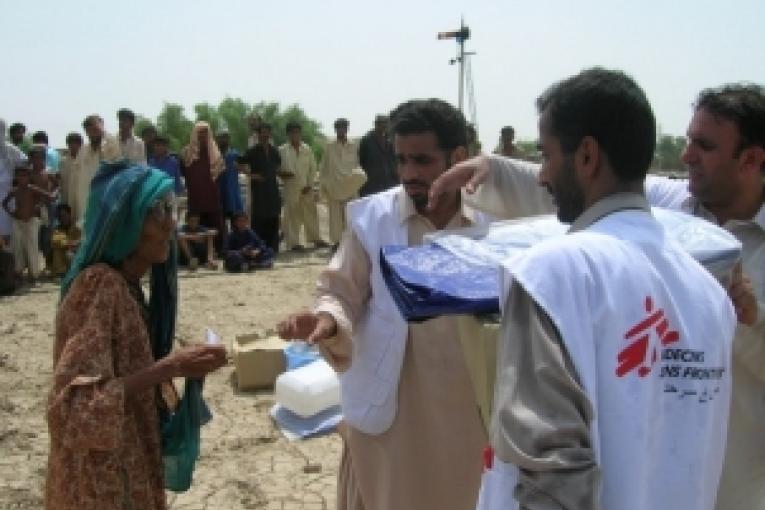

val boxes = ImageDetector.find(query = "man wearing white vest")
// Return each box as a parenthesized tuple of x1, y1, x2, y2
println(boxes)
(435, 68, 738, 509)
(431, 82, 765, 509)
(278, 99, 489, 510)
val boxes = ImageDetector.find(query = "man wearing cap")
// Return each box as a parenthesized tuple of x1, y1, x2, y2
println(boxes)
(320, 118, 366, 249)
(358, 114, 397, 196)
(117, 108, 146, 165)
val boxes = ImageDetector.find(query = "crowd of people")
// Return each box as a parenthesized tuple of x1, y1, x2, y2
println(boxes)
(4, 67, 764, 510)
(0, 108, 409, 291)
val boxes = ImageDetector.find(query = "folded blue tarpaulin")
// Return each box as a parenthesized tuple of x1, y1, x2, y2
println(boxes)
(381, 209, 742, 322)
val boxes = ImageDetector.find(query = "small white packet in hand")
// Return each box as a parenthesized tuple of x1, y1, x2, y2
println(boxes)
(206, 328, 221, 345)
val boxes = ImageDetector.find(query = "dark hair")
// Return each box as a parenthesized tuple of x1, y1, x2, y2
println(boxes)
(82, 114, 102, 130)
(286, 121, 302, 133)
(695, 84, 765, 154)
(56, 203, 72, 214)
(154, 134, 170, 145)
(141, 125, 157, 137)
(388, 98, 468, 151)
(117, 108, 136, 123)
(258, 123, 272, 133)
(501, 126, 515, 137)
(334, 118, 349, 128)
(31, 131, 49, 144)
(232, 211, 249, 221)
(9, 123, 25, 135)
(65, 132, 83, 144)
(536, 67, 656, 182)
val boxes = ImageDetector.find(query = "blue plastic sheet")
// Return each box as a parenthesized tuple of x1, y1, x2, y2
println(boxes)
(381, 209, 742, 322)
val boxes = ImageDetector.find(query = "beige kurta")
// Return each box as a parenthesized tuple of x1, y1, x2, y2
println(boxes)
(279, 142, 320, 248)
(72, 136, 120, 226)
(319, 138, 365, 244)
(315, 190, 487, 510)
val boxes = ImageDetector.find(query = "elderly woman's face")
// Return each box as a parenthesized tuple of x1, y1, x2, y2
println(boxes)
(135, 194, 175, 264)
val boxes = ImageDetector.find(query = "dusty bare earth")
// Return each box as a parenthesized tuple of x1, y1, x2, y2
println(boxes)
(0, 247, 343, 509)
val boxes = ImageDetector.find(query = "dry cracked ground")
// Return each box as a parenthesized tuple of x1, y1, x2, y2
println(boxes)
(0, 249, 342, 510)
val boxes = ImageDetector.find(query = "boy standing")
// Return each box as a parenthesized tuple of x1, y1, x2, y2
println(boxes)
(2, 165, 54, 281)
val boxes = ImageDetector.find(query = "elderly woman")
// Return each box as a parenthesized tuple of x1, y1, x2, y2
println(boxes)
(45, 162, 227, 510)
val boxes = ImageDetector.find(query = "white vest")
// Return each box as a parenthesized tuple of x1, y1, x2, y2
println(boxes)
(483, 209, 735, 510)
(341, 187, 409, 434)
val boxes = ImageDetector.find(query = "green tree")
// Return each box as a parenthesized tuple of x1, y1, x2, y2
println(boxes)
(251, 101, 325, 160)
(156, 103, 194, 152)
(653, 135, 687, 171)
(514, 139, 541, 162)
(133, 116, 154, 138)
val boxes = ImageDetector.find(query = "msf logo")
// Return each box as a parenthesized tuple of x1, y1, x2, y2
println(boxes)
(616, 296, 680, 377)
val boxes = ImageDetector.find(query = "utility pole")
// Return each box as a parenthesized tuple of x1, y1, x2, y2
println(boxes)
(438, 18, 472, 113)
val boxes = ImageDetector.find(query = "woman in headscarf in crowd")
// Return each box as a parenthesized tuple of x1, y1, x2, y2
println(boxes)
(180, 121, 226, 252)
(45, 162, 227, 510)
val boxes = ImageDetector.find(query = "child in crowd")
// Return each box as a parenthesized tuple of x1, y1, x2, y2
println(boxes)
(2, 165, 55, 282)
(223, 211, 274, 272)
(28, 144, 58, 272)
(50, 204, 81, 278)
(177, 211, 218, 270)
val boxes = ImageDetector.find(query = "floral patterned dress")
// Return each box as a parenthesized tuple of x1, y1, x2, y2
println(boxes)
(46, 264, 166, 510)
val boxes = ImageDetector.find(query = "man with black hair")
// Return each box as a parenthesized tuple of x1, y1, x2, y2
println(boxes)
(239, 123, 282, 252)
(640, 83, 765, 510)
(73, 114, 120, 225)
(8, 122, 29, 153)
(31, 131, 60, 172)
(117, 108, 146, 164)
(279, 121, 327, 251)
(495, 126, 516, 157)
(0, 118, 27, 241)
(278, 98, 489, 510)
(431, 70, 739, 510)
(148, 134, 183, 194)
(140, 124, 158, 160)
(58, 132, 83, 220)
(320, 118, 365, 249)
(358, 114, 397, 196)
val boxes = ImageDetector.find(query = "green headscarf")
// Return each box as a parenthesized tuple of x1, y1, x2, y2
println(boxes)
(61, 161, 176, 358)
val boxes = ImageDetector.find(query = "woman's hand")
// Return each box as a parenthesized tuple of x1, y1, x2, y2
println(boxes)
(164, 344, 228, 378)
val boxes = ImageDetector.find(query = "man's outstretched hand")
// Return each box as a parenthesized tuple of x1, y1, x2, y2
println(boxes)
(277, 311, 338, 345)
(427, 155, 492, 211)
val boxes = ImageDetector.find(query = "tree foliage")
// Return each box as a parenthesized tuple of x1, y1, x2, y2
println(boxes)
(652, 135, 687, 171)
(135, 98, 325, 156)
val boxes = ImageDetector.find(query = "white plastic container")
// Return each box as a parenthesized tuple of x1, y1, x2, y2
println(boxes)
(274, 359, 340, 418)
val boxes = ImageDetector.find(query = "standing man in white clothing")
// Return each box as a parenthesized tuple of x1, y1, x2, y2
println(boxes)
(73, 115, 120, 226)
(433, 82, 765, 510)
(279, 121, 328, 251)
(117, 108, 146, 165)
(320, 118, 366, 250)
(431, 69, 738, 510)
(0, 118, 28, 242)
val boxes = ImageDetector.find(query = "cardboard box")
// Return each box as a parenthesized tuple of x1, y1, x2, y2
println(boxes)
(233, 334, 289, 390)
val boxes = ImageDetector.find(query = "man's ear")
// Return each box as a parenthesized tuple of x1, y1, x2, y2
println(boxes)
(575, 136, 600, 180)
(450, 146, 468, 166)
(738, 145, 765, 177)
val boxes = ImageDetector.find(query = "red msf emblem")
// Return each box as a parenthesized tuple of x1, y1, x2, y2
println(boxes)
(616, 296, 680, 377)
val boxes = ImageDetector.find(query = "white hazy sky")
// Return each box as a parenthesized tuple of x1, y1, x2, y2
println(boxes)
(3, 0, 764, 149)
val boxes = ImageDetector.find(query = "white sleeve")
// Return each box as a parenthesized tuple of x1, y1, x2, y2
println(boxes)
(464, 156, 555, 220)
(644, 174, 690, 211)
